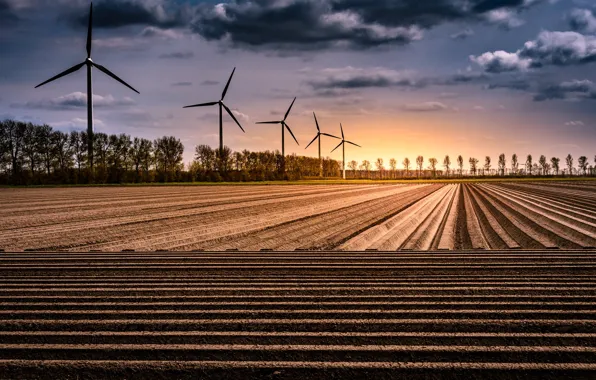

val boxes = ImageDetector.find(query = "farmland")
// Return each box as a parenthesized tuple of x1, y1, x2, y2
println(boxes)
(0, 181, 595, 252)
(1, 251, 596, 379)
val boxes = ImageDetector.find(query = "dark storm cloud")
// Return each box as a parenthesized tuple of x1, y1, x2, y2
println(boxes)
(533, 80, 596, 102)
(159, 51, 194, 59)
(67, 0, 190, 29)
(485, 79, 531, 91)
(0, 0, 18, 26)
(190, 0, 545, 50)
(569, 8, 596, 34)
(472, 31, 596, 73)
(13, 92, 135, 110)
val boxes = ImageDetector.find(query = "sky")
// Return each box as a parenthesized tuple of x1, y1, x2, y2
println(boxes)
(1, 0, 596, 167)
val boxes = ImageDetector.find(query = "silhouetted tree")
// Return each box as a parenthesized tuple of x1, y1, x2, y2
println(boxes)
(498, 153, 506, 176)
(579, 156, 588, 175)
(154, 136, 184, 182)
(539, 155, 547, 175)
(428, 158, 438, 177)
(416, 156, 424, 178)
(566, 154, 574, 176)
(469, 157, 479, 176)
(484, 156, 491, 176)
(132, 137, 153, 182)
(442, 155, 451, 177)
(457, 155, 463, 176)
(511, 153, 518, 175)
(348, 160, 358, 178)
(526, 154, 533, 175)
(360, 160, 371, 179)
(403, 157, 411, 177)
(389, 158, 397, 179)
(551, 157, 560, 175)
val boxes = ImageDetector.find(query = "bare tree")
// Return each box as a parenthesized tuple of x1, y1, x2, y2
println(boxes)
(457, 155, 463, 176)
(403, 157, 411, 177)
(389, 158, 397, 179)
(498, 153, 506, 176)
(566, 154, 574, 176)
(551, 157, 560, 175)
(348, 160, 358, 178)
(526, 154, 533, 175)
(443, 155, 451, 177)
(360, 160, 371, 179)
(484, 156, 491, 176)
(511, 153, 518, 175)
(416, 156, 424, 178)
(375, 158, 384, 179)
(539, 155, 547, 175)
(579, 156, 588, 175)
(429, 158, 438, 177)
(469, 157, 479, 176)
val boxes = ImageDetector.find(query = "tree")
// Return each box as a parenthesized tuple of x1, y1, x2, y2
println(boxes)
(539, 155, 547, 175)
(132, 137, 153, 182)
(51, 131, 73, 175)
(566, 154, 574, 176)
(469, 157, 479, 176)
(443, 155, 451, 177)
(551, 157, 560, 175)
(37, 124, 53, 176)
(498, 153, 506, 176)
(22, 122, 40, 178)
(389, 158, 397, 179)
(348, 160, 358, 178)
(70, 131, 87, 178)
(526, 154, 533, 175)
(578, 156, 588, 175)
(154, 136, 184, 182)
(360, 160, 371, 179)
(416, 156, 424, 178)
(429, 158, 438, 177)
(511, 153, 518, 175)
(457, 155, 464, 176)
(375, 158, 384, 179)
(484, 156, 491, 175)
(403, 157, 411, 177)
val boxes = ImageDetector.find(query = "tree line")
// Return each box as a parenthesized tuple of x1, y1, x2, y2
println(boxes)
(0, 120, 342, 185)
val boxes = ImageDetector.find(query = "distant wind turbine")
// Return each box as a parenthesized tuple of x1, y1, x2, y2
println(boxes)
(35, 2, 139, 171)
(183, 68, 244, 158)
(305, 112, 340, 177)
(256, 97, 300, 171)
(331, 123, 361, 180)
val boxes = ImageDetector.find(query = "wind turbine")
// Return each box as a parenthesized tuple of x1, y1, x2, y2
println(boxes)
(183, 68, 245, 159)
(331, 123, 361, 180)
(35, 2, 139, 171)
(305, 112, 340, 177)
(256, 97, 300, 172)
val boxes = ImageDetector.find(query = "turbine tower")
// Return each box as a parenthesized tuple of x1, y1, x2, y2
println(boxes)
(305, 112, 340, 177)
(35, 2, 139, 171)
(331, 123, 361, 180)
(183, 68, 245, 162)
(256, 97, 300, 173)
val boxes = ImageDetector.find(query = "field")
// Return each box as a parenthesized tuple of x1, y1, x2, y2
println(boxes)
(1, 251, 596, 379)
(0, 181, 595, 252)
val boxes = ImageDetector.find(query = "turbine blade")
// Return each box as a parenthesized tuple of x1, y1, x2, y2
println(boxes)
(304, 134, 319, 150)
(222, 103, 245, 133)
(330, 141, 343, 153)
(313, 112, 320, 132)
(183, 101, 218, 108)
(256, 121, 280, 124)
(86, 2, 93, 58)
(284, 97, 296, 121)
(92, 62, 139, 94)
(221, 67, 236, 100)
(35, 62, 86, 88)
(346, 141, 362, 148)
(321, 133, 340, 139)
(284, 122, 299, 146)
(340, 123, 344, 139)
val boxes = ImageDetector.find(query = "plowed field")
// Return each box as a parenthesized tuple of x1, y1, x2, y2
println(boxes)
(1, 182, 595, 252)
(1, 251, 596, 379)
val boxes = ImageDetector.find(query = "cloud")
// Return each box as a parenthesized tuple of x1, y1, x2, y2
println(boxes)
(201, 80, 220, 86)
(159, 51, 194, 59)
(565, 120, 585, 126)
(533, 79, 596, 101)
(450, 28, 474, 40)
(483, 8, 525, 29)
(140, 26, 186, 40)
(569, 8, 596, 33)
(172, 82, 192, 86)
(472, 31, 596, 73)
(232, 109, 250, 122)
(403, 102, 448, 112)
(190, 0, 544, 51)
(485, 79, 532, 91)
(305, 66, 425, 89)
(15, 92, 135, 110)
(0, 0, 18, 26)
(66, 0, 190, 29)
(50, 118, 105, 130)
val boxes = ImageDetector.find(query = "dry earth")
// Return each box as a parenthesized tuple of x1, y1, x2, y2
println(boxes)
(0, 182, 595, 252)
(0, 251, 596, 379)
